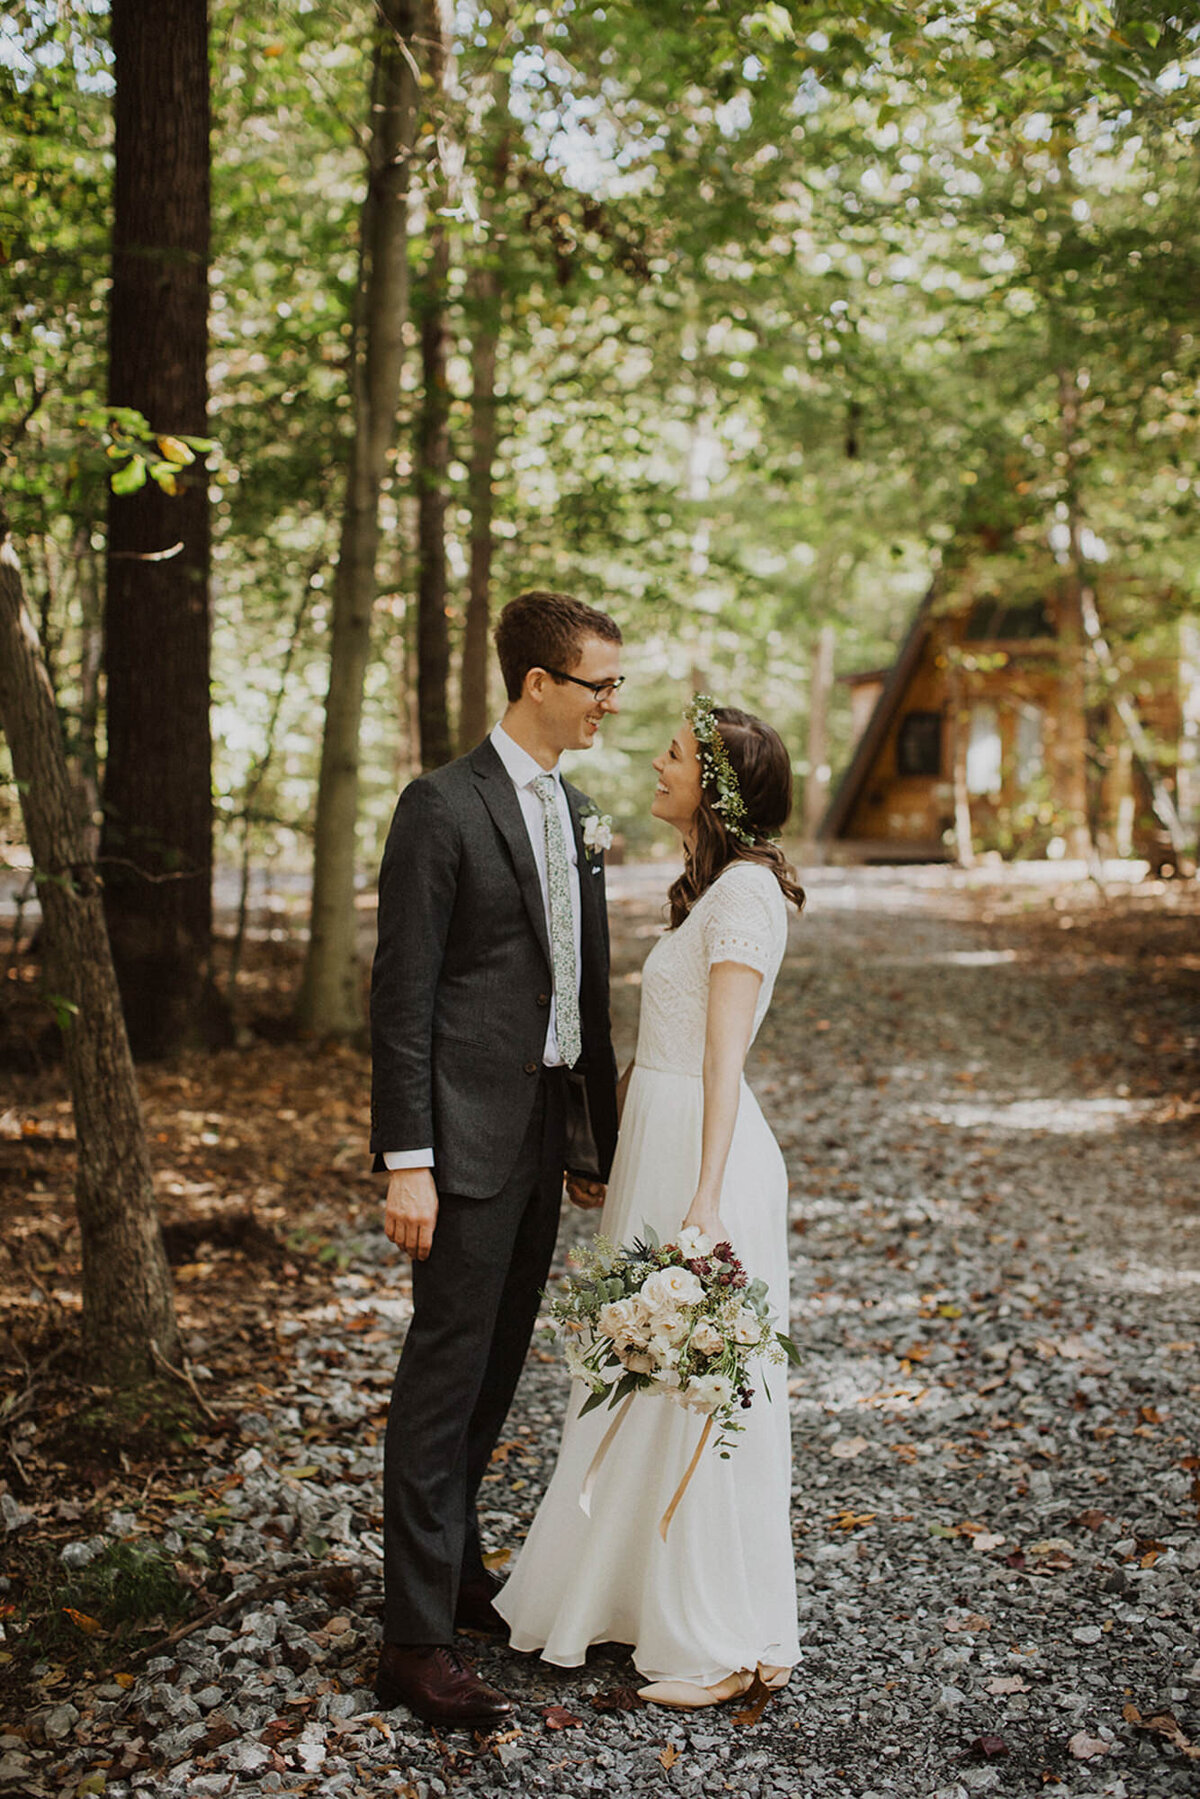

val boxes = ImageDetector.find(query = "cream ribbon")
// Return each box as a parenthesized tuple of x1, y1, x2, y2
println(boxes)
(578, 1393, 714, 1541)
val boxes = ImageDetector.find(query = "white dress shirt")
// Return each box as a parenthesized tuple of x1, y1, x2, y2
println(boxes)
(384, 722, 584, 1171)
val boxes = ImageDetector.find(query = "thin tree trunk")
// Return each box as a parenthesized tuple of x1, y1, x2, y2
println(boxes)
(1079, 587, 1188, 860)
(102, 0, 224, 1058)
(803, 624, 835, 840)
(0, 507, 178, 1381)
(414, 0, 453, 770)
(948, 659, 975, 868)
(458, 85, 509, 754)
(1054, 367, 1095, 862)
(74, 527, 103, 862)
(294, 0, 419, 1038)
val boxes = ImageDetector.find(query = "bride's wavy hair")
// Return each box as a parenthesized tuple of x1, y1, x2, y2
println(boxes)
(667, 706, 806, 929)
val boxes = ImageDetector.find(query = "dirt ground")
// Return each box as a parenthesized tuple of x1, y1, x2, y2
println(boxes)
(0, 864, 1198, 1796)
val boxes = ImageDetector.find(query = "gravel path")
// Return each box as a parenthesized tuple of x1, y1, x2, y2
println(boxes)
(13, 868, 1199, 1798)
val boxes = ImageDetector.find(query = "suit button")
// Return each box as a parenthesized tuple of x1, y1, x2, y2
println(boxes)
(536, 992, 550, 1007)
(524, 1060, 539, 1075)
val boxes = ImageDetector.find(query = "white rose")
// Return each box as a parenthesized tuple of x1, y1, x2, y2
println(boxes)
(682, 1372, 733, 1414)
(583, 812, 614, 853)
(597, 1296, 645, 1341)
(690, 1320, 724, 1357)
(640, 1266, 705, 1317)
(647, 1335, 680, 1369)
(620, 1349, 654, 1374)
(731, 1306, 764, 1346)
(677, 1225, 713, 1258)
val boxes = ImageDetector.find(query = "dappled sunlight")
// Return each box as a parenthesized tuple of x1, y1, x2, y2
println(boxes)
(912, 1095, 1158, 1135)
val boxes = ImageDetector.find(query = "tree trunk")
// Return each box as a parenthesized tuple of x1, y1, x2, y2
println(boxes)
(458, 84, 510, 754)
(102, 0, 224, 1058)
(1053, 367, 1095, 862)
(294, 0, 419, 1037)
(803, 624, 835, 840)
(948, 659, 975, 868)
(0, 507, 179, 1381)
(414, 0, 453, 770)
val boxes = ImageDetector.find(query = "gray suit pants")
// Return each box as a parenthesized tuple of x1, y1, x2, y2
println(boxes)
(382, 1069, 566, 1644)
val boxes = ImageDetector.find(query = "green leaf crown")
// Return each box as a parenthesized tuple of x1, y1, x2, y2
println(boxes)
(685, 694, 756, 846)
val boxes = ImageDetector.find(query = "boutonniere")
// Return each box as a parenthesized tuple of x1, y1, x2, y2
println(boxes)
(581, 808, 614, 861)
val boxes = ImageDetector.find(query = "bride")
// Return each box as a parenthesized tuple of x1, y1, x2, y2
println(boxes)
(496, 696, 805, 1708)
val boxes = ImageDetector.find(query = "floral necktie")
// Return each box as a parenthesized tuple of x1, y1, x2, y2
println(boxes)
(532, 773, 582, 1068)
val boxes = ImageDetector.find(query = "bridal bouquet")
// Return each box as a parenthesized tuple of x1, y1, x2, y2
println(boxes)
(549, 1225, 799, 1453)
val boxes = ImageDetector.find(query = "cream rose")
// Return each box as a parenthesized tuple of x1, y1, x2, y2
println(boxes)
(640, 1266, 705, 1317)
(596, 1296, 648, 1342)
(683, 1372, 734, 1414)
(690, 1319, 724, 1357)
(730, 1305, 764, 1346)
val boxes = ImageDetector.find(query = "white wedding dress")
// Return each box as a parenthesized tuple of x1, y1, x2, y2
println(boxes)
(496, 860, 800, 1685)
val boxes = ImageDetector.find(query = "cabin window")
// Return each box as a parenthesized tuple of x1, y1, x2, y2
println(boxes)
(896, 711, 942, 778)
(967, 704, 1003, 795)
(1015, 704, 1044, 785)
(963, 597, 1053, 641)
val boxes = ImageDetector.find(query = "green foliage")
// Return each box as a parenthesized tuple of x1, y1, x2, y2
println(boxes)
(3, 0, 1197, 872)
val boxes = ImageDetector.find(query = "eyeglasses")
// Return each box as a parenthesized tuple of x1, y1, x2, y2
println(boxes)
(542, 668, 626, 701)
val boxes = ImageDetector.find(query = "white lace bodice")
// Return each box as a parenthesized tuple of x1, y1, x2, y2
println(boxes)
(634, 862, 789, 1078)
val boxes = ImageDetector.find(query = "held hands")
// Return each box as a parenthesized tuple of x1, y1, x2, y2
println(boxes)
(565, 1173, 606, 1211)
(384, 1167, 439, 1261)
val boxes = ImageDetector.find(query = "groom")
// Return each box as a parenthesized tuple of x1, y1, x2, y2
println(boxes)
(369, 591, 623, 1726)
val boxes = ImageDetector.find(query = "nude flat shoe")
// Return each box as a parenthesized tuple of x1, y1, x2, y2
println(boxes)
(757, 1663, 791, 1691)
(637, 1669, 755, 1709)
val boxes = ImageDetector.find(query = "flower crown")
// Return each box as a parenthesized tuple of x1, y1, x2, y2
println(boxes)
(685, 694, 756, 845)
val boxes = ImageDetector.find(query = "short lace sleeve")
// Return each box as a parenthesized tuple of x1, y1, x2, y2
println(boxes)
(699, 863, 784, 978)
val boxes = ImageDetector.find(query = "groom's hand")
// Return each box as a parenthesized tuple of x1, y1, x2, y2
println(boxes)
(565, 1173, 605, 1211)
(384, 1167, 439, 1260)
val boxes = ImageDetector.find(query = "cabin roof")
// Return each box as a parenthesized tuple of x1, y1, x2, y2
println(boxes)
(817, 586, 937, 842)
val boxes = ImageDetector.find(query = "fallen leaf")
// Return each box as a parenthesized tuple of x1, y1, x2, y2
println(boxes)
(1073, 1509, 1109, 1531)
(482, 1548, 511, 1571)
(62, 1607, 106, 1637)
(945, 1612, 991, 1634)
(732, 1673, 778, 1728)
(113, 1673, 136, 1690)
(590, 1686, 645, 1713)
(542, 1707, 583, 1731)
(966, 1735, 1009, 1759)
(1068, 1731, 1112, 1760)
(1133, 1711, 1200, 1761)
(831, 1509, 876, 1531)
(659, 1744, 680, 1769)
(829, 1435, 869, 1460)
(987, 1675, 1029, 1695)
(971, 1532, 1005, 1553)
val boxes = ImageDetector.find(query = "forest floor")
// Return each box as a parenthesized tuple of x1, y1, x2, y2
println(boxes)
(1, 863, 1198, 1799)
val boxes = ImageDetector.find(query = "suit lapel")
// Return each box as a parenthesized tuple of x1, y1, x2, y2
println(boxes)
(564, 781, 604, 988)
(470, 739, 552, 969)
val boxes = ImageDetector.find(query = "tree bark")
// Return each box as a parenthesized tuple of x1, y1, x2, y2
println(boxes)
(414, 0, 453, 770)
(294, 0, 419, 1037)
(458, 79, 510, 755)
(102, 0, 224, 1058)
(0, 507, 179, 1381)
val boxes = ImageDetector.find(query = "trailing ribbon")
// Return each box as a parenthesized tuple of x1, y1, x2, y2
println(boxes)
(577, 1393, 714, 1542)
(658, 1414, 713, 1541)
(578, 1392, 635, 1517)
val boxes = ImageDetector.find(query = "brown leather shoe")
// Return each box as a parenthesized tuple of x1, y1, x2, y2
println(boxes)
(375, 1643, 513, 1726)
(455, 1569, 508, 1636)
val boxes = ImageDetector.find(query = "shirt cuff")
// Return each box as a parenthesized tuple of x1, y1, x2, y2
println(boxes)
(383, 1149, 435, 1170)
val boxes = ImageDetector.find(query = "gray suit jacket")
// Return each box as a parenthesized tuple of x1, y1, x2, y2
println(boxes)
(369, 737, 619, 1199)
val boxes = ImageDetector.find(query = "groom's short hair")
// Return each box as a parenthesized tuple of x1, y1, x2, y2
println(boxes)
(495, 591, 622, 702)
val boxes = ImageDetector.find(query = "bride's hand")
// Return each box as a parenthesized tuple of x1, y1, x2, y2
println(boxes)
(681, 1199, 730, 1248)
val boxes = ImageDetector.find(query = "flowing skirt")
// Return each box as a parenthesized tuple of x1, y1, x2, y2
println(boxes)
(495, 1063, 799, 1685)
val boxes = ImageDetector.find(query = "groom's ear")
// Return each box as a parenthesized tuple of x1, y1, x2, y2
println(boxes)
(523, 666, 550, 705)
